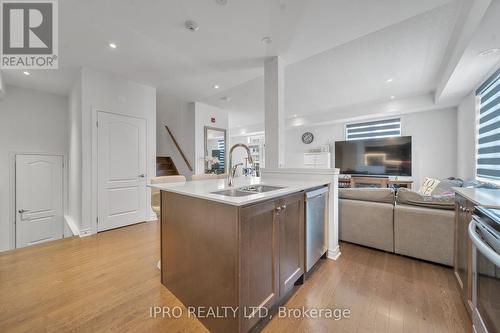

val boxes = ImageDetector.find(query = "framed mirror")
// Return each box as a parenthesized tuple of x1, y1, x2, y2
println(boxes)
(204, 126, 227, 174)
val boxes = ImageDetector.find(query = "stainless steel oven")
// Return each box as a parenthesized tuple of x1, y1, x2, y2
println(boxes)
(469, 207, 500, 333)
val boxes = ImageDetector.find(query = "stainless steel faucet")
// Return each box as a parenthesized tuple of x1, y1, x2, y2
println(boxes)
(228, 144, 253, 187)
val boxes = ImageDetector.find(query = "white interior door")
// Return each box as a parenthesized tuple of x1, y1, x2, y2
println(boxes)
(98, 112, 147, 232)
(16, 154, 63, 248)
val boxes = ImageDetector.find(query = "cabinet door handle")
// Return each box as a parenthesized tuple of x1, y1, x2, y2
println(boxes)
(276, 206, 282, 212)
(281, 205, 286, 210)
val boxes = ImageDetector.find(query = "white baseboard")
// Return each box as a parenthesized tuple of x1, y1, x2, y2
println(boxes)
(64, 215, 80, 236)
(147, 212, 158, 222)
(327, 246, 341, 260)
(79, 228, 92, 237)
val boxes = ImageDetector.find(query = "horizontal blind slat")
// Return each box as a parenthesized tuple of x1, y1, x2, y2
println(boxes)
(346, 124, 400, 134)
(345, 118, 400, 129)
(476, 67, 500, 181)
(346, 118, 401, 141)
(347, 130, 401, 140)
(480, 95, 500, 115)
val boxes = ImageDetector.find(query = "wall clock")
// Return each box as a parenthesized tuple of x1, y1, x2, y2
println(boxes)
(302, 132, 314, 144)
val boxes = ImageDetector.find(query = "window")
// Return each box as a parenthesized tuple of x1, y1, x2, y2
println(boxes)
(476, 68, 500, 180)
(345, 118, 401, 141)
(217, 139, 225, 171)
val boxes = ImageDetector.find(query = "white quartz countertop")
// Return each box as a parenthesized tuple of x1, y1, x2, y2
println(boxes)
(149, 177, 330, 206)
(454, 187, 500, 208)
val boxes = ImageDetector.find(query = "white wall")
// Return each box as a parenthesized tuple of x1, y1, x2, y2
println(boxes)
(78, 68, 156, 233)
(0, 85, 68, 251)
(284, 108, 458, 188)
(156, 99, 229, 177)
(194, 102, 228, 174)
(156, 93, 195, 178)
(402, 108, 457, 188)
(67, 73, 82, 231)
(457, 92, 477, 180)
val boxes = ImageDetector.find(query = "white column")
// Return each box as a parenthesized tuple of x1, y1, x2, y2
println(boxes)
(264, 56, 285, 168)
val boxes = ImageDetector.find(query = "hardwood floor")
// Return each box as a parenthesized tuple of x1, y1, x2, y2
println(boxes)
(0, 221, 470, 333)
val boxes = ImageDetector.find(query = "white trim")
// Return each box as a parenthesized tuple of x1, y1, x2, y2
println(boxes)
(327, 246, 341, 260)
(79, 228, 92, 237)
(64, 215, 80, 236)
(147, 212, 158, 222)
(8, 151, 67, 251)
(91, 108, 151, 235)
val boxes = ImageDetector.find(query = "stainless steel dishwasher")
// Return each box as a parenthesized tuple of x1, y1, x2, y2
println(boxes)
(305, 186, 329, 272)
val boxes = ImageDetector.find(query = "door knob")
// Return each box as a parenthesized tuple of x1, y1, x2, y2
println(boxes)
(18, 209, 30, 214)
(138, 174, 146, 178)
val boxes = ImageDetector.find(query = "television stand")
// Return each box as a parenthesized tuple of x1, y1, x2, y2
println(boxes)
(338, 175, 413, 189)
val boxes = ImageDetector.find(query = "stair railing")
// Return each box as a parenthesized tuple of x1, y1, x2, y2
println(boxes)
(164, 125, 193, 172)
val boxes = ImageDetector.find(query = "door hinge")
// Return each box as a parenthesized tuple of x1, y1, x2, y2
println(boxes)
(96, 121, 99, 127)
(96, 217, 99, 224)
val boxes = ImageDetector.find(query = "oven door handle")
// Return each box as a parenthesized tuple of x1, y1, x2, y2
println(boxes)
(469, 220, 500, 267)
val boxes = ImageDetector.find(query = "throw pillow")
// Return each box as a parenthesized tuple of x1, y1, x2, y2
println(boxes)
(419, 177, 440, 195)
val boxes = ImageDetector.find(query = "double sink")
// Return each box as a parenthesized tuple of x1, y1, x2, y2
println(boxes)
(211, 185, 286, 197)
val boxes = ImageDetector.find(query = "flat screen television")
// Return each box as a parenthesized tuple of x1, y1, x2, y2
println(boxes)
(335, 136, 412, 176)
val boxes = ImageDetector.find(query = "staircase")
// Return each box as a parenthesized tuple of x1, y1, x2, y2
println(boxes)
(156, 156, 179, 176)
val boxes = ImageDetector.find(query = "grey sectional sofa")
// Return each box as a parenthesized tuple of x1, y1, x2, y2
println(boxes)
(339, 187, 455, 266)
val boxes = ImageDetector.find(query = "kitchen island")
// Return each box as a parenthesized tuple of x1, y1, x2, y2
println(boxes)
(150, 176, 333, 333)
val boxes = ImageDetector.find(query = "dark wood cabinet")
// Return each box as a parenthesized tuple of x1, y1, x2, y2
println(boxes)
(277, 193, 304, 297)
(162, 190, 307, 333)
(454, 193, 474, 316)
(239, 200, 279, 332)
(239, 192, 305, 331)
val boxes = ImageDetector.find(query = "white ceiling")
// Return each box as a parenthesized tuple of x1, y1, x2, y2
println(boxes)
(440, 0, 500, 98)
(1, 0, 454, 99)
(205, 1, 461, 127)
(2, 0, 498, 130)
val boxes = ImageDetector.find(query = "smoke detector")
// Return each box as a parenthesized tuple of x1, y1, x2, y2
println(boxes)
(215, 0, 227, 5)
(261, 36, 272, 44)
(185, 20, 199, 32)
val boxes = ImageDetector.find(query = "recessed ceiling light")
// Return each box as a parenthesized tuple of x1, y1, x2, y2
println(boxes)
(214, 85, 220, 89)
(23, 71, 30, 75)
(293, 114, 298, 118)
(478, 48, 499, 57)
(185, 20, 199, 32)
(221, 96, 231, 102)
(390, 95, 395, 100)
(386, 78, 393, 83)
(261, 36, 272, 44)
(108, 42, 117, 49)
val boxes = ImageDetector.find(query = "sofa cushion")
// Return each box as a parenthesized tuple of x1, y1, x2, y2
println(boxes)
(339, 199, 394, 252)
(339, 188, 395, 204)
(394, 204, 454, 266)
(432, 178, 464, 195)
(396, 188, 455, 210)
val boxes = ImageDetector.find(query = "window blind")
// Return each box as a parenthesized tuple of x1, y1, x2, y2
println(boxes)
(476, 68, 500, 180)
(217, 139, 225, 171)
(345, 118, 401, 141)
